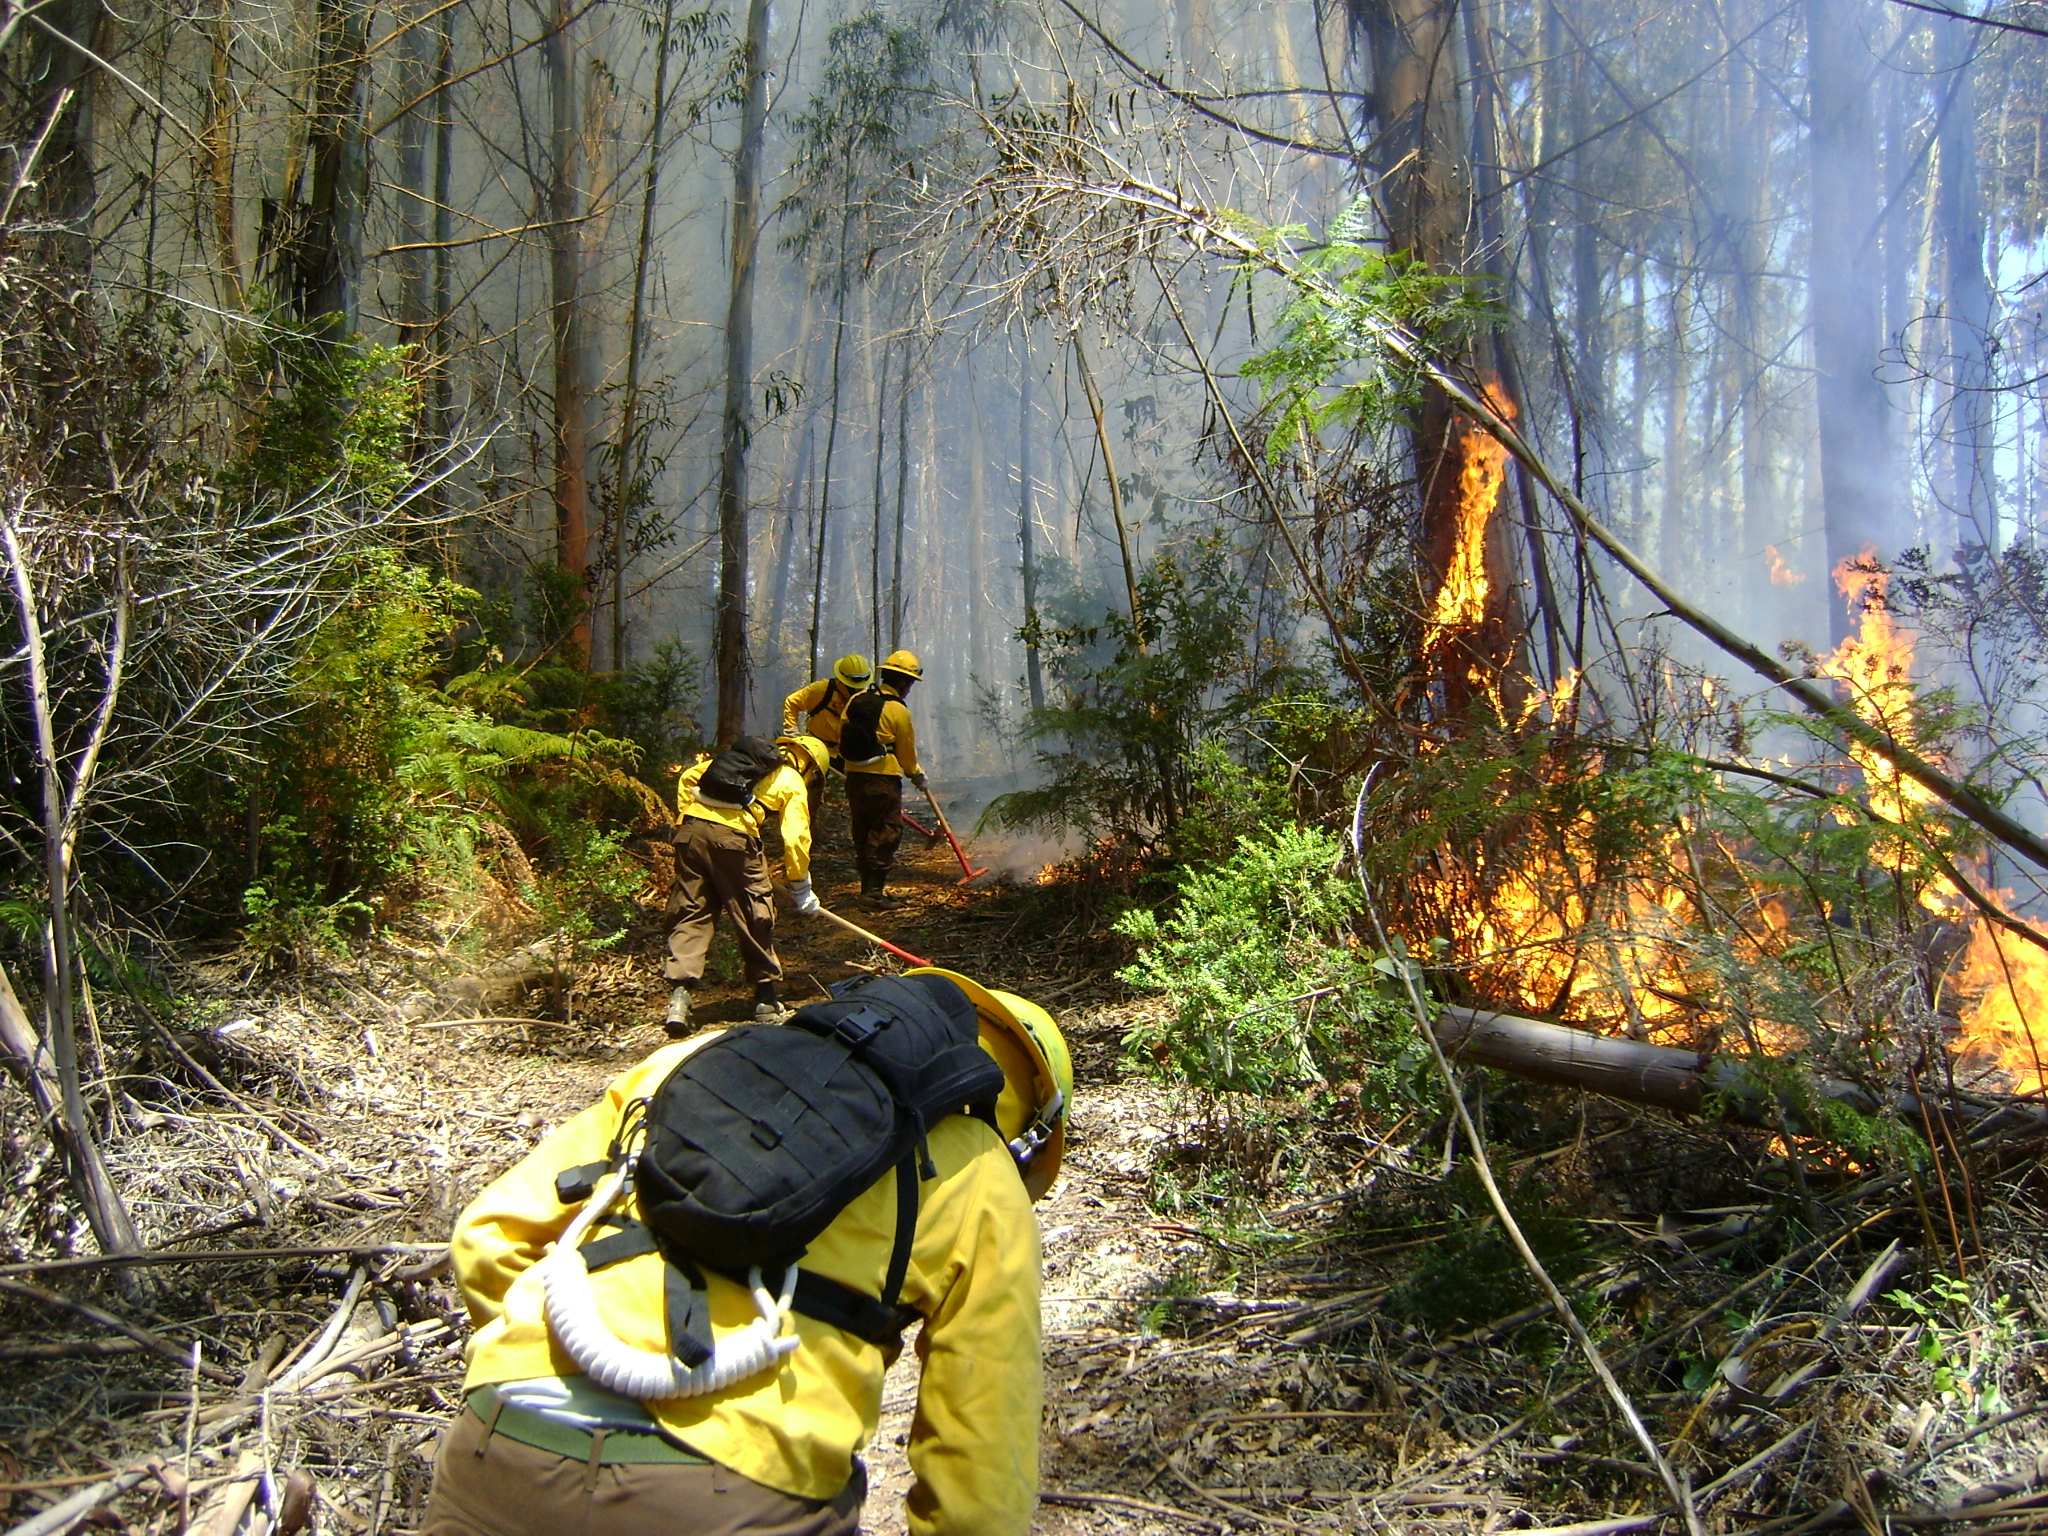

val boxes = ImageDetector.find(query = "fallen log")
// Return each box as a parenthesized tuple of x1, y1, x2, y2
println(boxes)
(1431, 1006, 2048, 1136)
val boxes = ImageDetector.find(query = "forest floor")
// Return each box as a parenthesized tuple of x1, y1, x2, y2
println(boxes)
(2, 801, 2047, 1535)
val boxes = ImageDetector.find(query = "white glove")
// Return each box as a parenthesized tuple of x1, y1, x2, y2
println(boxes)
(789, 877, 821, 916)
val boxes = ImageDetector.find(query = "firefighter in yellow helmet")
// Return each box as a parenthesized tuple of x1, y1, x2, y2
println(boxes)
(419, 969, 1073, 1536)
(840, 649, 924, 905)
(661, 735, 827, 1035)
(782, 655, 873, 826)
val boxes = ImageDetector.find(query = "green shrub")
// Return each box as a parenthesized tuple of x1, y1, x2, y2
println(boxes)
(1115, 823, 1411, 1104)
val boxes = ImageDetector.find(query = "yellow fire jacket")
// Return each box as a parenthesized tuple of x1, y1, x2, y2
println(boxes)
(450, 1036, 1043, 1536)
(781, 677, 856, 747)
(676, 758, 812, 883)
(842, 686, 921, 781)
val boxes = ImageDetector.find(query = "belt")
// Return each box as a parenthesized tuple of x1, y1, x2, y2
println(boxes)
(467, 1388, 709, 1466)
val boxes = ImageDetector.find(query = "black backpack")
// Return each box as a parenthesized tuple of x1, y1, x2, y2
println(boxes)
(556, 974, 1006, 1363)
(839, 690, 887, 765)
(695, 734, 785, 808)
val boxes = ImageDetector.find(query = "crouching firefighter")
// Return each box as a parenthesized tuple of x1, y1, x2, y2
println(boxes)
(420, 969, 1072, 1536)
(663, 734, 829, 1033)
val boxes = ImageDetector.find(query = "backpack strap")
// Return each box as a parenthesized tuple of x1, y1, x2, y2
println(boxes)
(879, 1150, 920, 1318)
(576, 1159, 924, 1355)
(575, 1221, 715, 1368)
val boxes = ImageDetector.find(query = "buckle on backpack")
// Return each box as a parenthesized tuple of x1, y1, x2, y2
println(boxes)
(828, 1004, 888, 1048)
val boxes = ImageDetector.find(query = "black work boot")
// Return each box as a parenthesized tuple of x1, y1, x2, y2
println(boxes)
(663, 984, 693, 1038)
(753, 981, 786, 1022)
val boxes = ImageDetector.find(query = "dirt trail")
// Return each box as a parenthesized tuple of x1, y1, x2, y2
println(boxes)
(9, 791, 2042, 1535)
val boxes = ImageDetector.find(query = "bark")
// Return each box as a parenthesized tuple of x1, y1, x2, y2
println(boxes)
(1660, 276, 1693, 577)
(1464, 0, 1566, 680)
(1806, 0, 1899, 627)
(0, 962, 137, 1257)
(610, 0, 680, 672)
(302, 0, 370, 327)
(1018, 346, 1044, 711)
(392, 0, 436, 347)
(1349, 0, 1516, 707)
(868, 324, 893, 660)
(26, 0, 105, 266)
(430, 19, 455, 467)
(965, 365, 991, 686)
(713, 0, 771, 743)
(1936, 18, 1995, 554)
(203, 0, 243, 309)
(890, 336, 912, 651)
(807, 239, 853, 681)
(545, 0, 593, 663)
(1433, 1006, 2046, 1135)
(0, 524, 139, 1257)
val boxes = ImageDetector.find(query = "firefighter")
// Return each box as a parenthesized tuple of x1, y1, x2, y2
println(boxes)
(419, 968, 1072, 1536)
(661, 735, 827, 1033)
(839, 649, 923, 906)
(781, 655, 873, 826)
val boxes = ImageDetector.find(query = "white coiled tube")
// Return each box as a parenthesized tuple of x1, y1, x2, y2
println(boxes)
(540, 1169, 799, 1401)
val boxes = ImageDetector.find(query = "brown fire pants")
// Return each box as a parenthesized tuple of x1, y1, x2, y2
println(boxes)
(421, 1405, 865, 1536)
(844, 772, 903, 880)
(664, 817, 780, 987)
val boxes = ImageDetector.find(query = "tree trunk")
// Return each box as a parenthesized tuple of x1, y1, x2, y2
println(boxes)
(0, 526, 139, 1257)
(545, 0, 593, 664)
(1349, 0, 1515, 709)
(1071, 337, 1145, 653)
(712, 0, 771, 742)
(1433, 1006, 2048, 1136)
(1018, 345, 1044, 711)
(808, 245, 853, 681)
(869, 324, 893, 660)
(1660, 275, 1693, 577)
(890, 336, 913, 651)
(393, 1, 435, 349)
(430, 17, 455, 490)
(1936, 18, 1995, 556)
(609, 0, 680, 673)
(28, 0, 106, 267)
(302, 0, 369, 328)
(1806, 0, 1899, 629)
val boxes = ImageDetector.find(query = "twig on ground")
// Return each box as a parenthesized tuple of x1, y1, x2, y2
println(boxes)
(0, 1279, 237, 1383)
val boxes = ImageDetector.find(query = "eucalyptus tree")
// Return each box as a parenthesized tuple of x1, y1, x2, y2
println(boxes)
(778, 7, 933, 679)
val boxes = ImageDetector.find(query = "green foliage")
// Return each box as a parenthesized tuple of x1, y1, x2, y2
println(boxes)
(1886, 1271, 2027, 1417)
(216, 309, 421, 507)
(985, 537, 1330, 848)
(1387, 1165, 1592, 1337)
(1240, 199, 1498, 465)
(779, 8, 932, 269)
(1116, 823, 1412, 1103)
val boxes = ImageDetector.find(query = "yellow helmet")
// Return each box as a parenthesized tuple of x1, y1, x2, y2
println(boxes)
(907, 967, 1071, 1200)
(832, 653, 874, 689)
(879, 649, 923, 682)
(777, 733, 830, 780)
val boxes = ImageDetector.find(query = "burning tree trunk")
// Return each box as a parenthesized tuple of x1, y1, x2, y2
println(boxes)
(1434, 1006, 2047, 1135)
(1347, 0, 1519, 712)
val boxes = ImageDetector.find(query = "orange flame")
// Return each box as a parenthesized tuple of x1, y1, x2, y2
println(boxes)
(1428, 421, 1508, 638)
(1955, 916, 2048, 1095)
(1765, 545, 1807, 586)
(1816, 552, 2044, 1093)
(1815, 553, 1946, 876)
